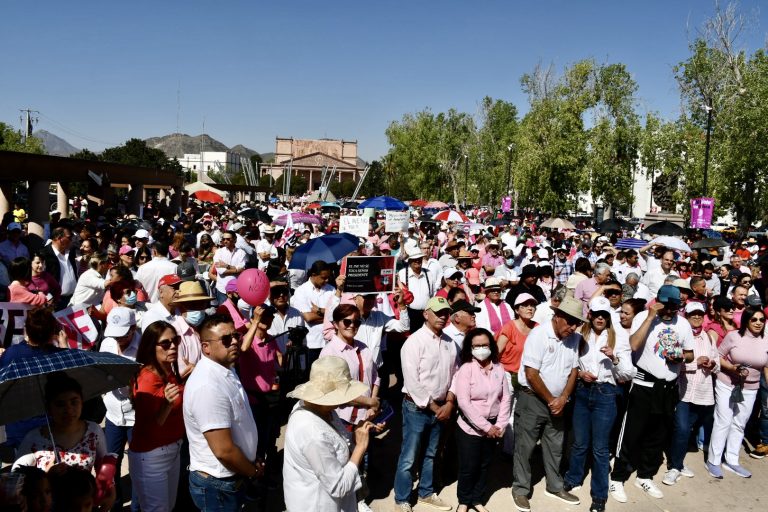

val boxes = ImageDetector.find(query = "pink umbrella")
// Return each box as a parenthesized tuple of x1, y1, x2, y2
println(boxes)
(425, 200, 449, 209)
(432, 210, 469, 223)
(274, 213, 322, 225)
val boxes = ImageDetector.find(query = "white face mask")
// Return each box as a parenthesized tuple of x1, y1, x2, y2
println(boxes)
(472, 346, 492, 362)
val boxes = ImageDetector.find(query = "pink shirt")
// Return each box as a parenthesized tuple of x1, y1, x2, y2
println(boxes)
(717, 330, 768, 390)
(171, 316, 202, 376)
(239, 334, 279, 397)
(320, 335, 380, 424)
(678, 331, 720, 405)
(451, 359, 510, 437)
(575, 277, 600, 317)
(400, 326, 458, 408)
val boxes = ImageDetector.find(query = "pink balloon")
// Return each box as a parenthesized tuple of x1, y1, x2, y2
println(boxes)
(236, 269, 270, 307)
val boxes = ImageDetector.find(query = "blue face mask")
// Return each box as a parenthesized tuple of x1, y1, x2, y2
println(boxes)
(505, 258, 515, 267)
(124, 291, 137, 306)
(185, 310, 205, 326)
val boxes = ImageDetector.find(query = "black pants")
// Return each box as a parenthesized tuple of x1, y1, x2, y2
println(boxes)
(611, 380, 678, 481)
(456, 428, 496, 506)
(407, 307, 425, 332)
(306, 347, 323, 370)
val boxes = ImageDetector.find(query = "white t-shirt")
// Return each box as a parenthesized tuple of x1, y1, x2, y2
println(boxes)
(518, 321, 580, 397)
(292, 281, 336, 349)
(630, 311, 695, 383)
(100, 333, 140, 427)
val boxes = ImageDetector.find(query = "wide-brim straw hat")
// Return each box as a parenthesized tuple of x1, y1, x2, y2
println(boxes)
(288, 356, 369, 406)
(172, 281, 213, 304)
(551, 296, 587, 323)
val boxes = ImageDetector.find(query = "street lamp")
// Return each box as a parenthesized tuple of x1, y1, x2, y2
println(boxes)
(505, 143, 514, 196)
(703, 103, 713, 197)
(463, 154, 469, 209)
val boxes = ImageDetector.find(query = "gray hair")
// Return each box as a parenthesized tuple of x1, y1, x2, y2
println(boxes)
(626, 272, 639, 283)
(552, 285, 567, 302)
(595, 262, 611, 276)
(664, 274, 679, 285)
(88, 252, 110, 270)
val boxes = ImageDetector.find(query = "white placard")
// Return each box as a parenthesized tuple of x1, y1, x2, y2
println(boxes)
(385, 211, 409, 233)
(340, 215, 368, 238)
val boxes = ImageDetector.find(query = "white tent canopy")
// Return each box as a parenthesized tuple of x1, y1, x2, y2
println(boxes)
(185, 181, 228, 197)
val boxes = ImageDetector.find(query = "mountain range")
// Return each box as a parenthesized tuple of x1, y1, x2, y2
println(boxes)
(33, 130, 79, 156)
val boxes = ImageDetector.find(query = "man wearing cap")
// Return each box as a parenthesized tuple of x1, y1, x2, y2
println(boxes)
(476, 277, 514, 334)
(512, 296, 583, 511)
(395, 296, 457, 512)
(481, 239, 504, 277)
(505, 264, 546, 310)
(256, 226, 277, 270)
(439, 240, 461, 271)
(172, 281, 214, 376)
(142, 274, 183, 333)
(0, 222, 29, 266)
(212, 231, 248, 305)
(136, 240, 178, 303)
(579, 242, 598, 267)
(443, 299, 480, 349)
(609, 285, 694, 503)
(397, 250, 436, 332)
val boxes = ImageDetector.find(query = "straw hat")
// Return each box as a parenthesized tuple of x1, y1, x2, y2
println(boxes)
(287, 356, 369, 406)
(172, 281, 213, 304)
(551, 296, 587, 323)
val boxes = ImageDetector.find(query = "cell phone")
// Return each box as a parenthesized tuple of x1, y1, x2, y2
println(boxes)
(373, 402, 394, 425)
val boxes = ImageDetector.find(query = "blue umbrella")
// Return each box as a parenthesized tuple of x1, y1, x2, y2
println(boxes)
(615, 238, 647, 249)
(357, 195, 407, 210)
(702, 229, 722, 239)
(288, 233, 360, 270)
(0, 350, 140, 425)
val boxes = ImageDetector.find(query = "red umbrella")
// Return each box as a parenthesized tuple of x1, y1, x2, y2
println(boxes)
(432, 210, 469, 222)
(410, 199, 428, 207)
(191, 190, 225, 204)
(307, 202, 321, 209)
(425, 200, 448, 209)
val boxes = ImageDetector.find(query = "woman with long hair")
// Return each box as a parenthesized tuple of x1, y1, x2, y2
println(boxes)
(8, 257, 49, 306)
(196, 233, 215, 265)
(706, 296, 738, 347)
(29, 252, 61, 304)
(706, 306, 768, 479)
(564, 297, 633, 512)
(128, 321, 185, 511)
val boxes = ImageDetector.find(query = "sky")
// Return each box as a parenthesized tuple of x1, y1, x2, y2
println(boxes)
(2, 1, 766, 162)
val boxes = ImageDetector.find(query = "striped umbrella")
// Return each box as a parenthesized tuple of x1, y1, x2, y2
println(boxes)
(615, 238, 647, 249)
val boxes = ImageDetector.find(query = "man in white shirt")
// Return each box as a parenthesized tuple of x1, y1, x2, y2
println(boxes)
(212, 231, 247, 305)
(40, 226, 78, 310)
(256, 226, 277, 270)
(641, 249, 675, 298)
(184, 315, 262, 510)
(141, 274, 182, 332)
(442, 299, 479, 349)
(69, 253, 112, 307)
(397, 250, 435, 332)
(420, 241, 444, 291)
(136, 240, 178, 303)
(196, 219, 222, 248)
(615, 249, 643, 284)
(702, 262, 721, 296)
(438, 240, 460, 270)
(292, 260, 340, 367)
(513, 296, 583, 511)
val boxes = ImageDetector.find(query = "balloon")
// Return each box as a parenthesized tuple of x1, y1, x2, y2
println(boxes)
(236, 269, 270, 307)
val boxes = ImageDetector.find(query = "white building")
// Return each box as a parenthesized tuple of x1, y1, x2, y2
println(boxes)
(181, 151, 242, 183)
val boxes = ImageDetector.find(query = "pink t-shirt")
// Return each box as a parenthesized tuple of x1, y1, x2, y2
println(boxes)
(717, 330, 768, 390)
(450, 359, 510, 437)
(239, 335, 279, 397)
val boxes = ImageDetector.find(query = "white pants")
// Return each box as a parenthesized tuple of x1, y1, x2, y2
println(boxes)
(707, 379, 757, 466)
(502, 372, 518, 455)
(128, 439, 182, 512)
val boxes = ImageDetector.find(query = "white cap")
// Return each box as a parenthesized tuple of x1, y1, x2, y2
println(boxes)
(134, 229, 149, 239)
(538, 260, 552, 268)
(230, 222, 244, 231)
(536, 248, 549, 259)
(685, 301, 706, 314)
(104, 307, 136, 337)
(483, 277, 502, 289)
(589, 296, 612, 314)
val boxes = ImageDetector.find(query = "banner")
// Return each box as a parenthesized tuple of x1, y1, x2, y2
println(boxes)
(385, 211, 409, 233)
(340, 215, 368, 238)
(690, 197, 715, 229)
(54, 304, 99, 350)
(0, 303, 31, 347)
(501, 196, 512, 213)
(341, 256, 396, 294)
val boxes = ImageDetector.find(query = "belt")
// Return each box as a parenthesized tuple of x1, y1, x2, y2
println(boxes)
(404, 394, 445, 410)
(194, 471, 243, 484)
(520, 386, 536, 396)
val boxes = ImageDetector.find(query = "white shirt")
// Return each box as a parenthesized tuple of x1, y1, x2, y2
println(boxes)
(475, 300, 515, 333)
(518, 321, 580, 397)
(212, 247, 248, 295)
(292, 281, 336, 349)
(136, 257, 178, 303)
(632, 282, 652, 301)
(397, 268, 434, 310)
(443, 322, 467, 349)
(68, 268, 107, 307)
(641, 268, 671, 298)
(53, 245, 77, 295)
(533, 302, 555, 325)
(630, 311, 695, 384)
(99, 332, 140, 426)
(141, 302, 175, 333)
(268, 306, 307, 353)
(615, 263, 643, 284)
(184, 355, 258, 478)
(577, 328, 634, 385)
(283, 404, 361, 512)
(423, 259, 444, 290)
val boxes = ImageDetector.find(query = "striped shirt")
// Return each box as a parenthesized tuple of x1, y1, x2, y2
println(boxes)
(678, 331, 719, 405)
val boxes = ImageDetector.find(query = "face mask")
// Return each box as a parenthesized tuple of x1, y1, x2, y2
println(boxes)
(185, 310, 205, 326)
(124, 291, 137, 306)
(472, 347, 492, 362)
(505, 258, 515, 267)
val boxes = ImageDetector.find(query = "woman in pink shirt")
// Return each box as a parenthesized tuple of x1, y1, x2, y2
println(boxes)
(452, 328, 510, 512)
(8, 257, 49, 307)
(706, 306, 768, 479)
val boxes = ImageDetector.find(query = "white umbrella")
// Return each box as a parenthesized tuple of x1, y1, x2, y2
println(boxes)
(541, 217, 576, 230)
(651, 236, 691, 253)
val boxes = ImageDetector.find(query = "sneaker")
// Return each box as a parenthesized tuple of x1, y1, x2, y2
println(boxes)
(750, 443, 768, 459)
(608, 480, 627, 503)
(589, 498, 607, 512)
(706, 462, 723, 479)
(563, 482, 582, 492)
(662, 469, 681, 486)
(358, 501, 374, 512)
(634, 478, 663, 499)
(394, 503, 413, 512)
(544, 489, 580, 505)
(723, 463, 752, 478)
(511, 493, 531, 512)
(417, 493, 452, 511)
(680, 466, 695, 478)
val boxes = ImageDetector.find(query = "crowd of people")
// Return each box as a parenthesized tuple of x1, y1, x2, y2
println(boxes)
(0, 197, 767, 512)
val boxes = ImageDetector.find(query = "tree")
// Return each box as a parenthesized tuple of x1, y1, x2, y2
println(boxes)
(0, 122, 45, 154)
(250, 154, 262, 168)
(70, 149, 101, 161)
(358, 160, 387, 198)
(101, 138, 182, 176)
(476, 97, 518, 206)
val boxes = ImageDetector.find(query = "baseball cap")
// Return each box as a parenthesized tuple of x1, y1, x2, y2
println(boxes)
(158, 274, 182, 288)
(657, 284, 681, 305)
(134, 229, 149, 239)
(747, 295, 763, 307)
(589, 296, 611, 314)
(176, 260, 197, 281)
(451, 299, 481, 315)
(119, 245, 134, 256)
(104, 307, 136, 338)
(230, 222, 244, 231)
(446, 269, 464, 281)
(7, 222, 22, 232)
(426, 296, 451, 313)
(514, 293, 538, 307)
(685, 302, 706, 314)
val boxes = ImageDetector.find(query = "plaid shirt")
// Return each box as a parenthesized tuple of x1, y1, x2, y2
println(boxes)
(554, 257, 574, 284)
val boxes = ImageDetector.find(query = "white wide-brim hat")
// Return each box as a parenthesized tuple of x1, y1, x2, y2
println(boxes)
(288, 356, 369, 406)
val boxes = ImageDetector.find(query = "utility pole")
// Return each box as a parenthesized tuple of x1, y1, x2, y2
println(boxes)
(463, 154, 469, 210)
(19, 109, 39, 142)
(703, 104, 713, 197)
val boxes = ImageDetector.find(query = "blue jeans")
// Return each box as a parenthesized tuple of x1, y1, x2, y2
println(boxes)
(104, 420, 136, 511)
(668, 401, 713, 470)
(394, 398, 444, 503)
(759, 372, 768, 444)
(565, 382, 617, 501)
(189, 471, 245, 512)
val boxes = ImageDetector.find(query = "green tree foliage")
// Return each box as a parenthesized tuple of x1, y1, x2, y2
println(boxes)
(358, 160, 388, 198)
(476, 97, 518, 205)
(0, 122, 45, 154)
(101, 138, 183, 176)
(70, 149, 101, 161)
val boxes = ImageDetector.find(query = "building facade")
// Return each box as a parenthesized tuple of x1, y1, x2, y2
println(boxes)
(181, 151, 242, 183)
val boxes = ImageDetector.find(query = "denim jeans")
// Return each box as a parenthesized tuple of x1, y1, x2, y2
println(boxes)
(564, 382, 617, 501)
(189, 470, 245, 512)
(668, 401, 714, 470)
(759, 372, 768, 444)
(394, 398, 444, 503)
(104, 420, 137, 512)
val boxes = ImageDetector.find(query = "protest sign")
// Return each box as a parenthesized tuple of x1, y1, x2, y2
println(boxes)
(54, 304, 99, 350)
(0, 303, 31, 347)
(690, 197, 715, 229)
(340, 215, 368, 238)
(385, 211, 409, 233)
(341, 256, 396, 294)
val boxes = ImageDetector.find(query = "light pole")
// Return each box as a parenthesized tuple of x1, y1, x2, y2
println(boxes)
(463, 154, 469, 209)
(505, 143, 514, 195)
(703, 103, 713, 197)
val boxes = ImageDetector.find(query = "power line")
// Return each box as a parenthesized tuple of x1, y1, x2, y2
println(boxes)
(36, 112, 119, 146)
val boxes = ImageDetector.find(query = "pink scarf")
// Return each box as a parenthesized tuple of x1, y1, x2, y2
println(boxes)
(484, 297, 512, 334)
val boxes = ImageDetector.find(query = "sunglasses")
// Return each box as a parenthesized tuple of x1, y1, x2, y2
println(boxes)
(563, 316, 583, 327)
(206, 332, 243, 347)
(604, 289, 621, 297)
(271, 288, 290, 297)
(221, 237, 234, 241)
(138, 255, 149, 260)
(156, 336, 181, 350)
(750, 317, 765, 323)
(341, 318, 362, 328)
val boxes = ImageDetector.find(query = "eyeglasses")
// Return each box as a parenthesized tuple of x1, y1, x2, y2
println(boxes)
(341, 318, 362, 328)
(563, 316, 583, 327)
(604, 289, 621, 297)
(750, 317, 765, 323)
(156, 336, 181, 350)
(221, 237, 234, 241)
(205, 332, 243, 347)
(472, 344, 490, 349)
(271, 288, 290, 297)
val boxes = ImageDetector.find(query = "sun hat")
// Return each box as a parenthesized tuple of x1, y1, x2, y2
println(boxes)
(426, 296, 451, 312)
(407, 250, 425, 260)
(287, 356, 369, 406)
(685, 302, 706, 314)
(104, 307, 136, 338)
(262, 225, 276, 234)
(589, 296, 612, 314)
(672, 278, 692, 292)
(657, 284, 681, 305)
(457, 249, 473, 259)
(551, 296, 587, 323)
(172, 281, 212, 304)
(514, 293, 538, 307)
(483, 277, 502, 289)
